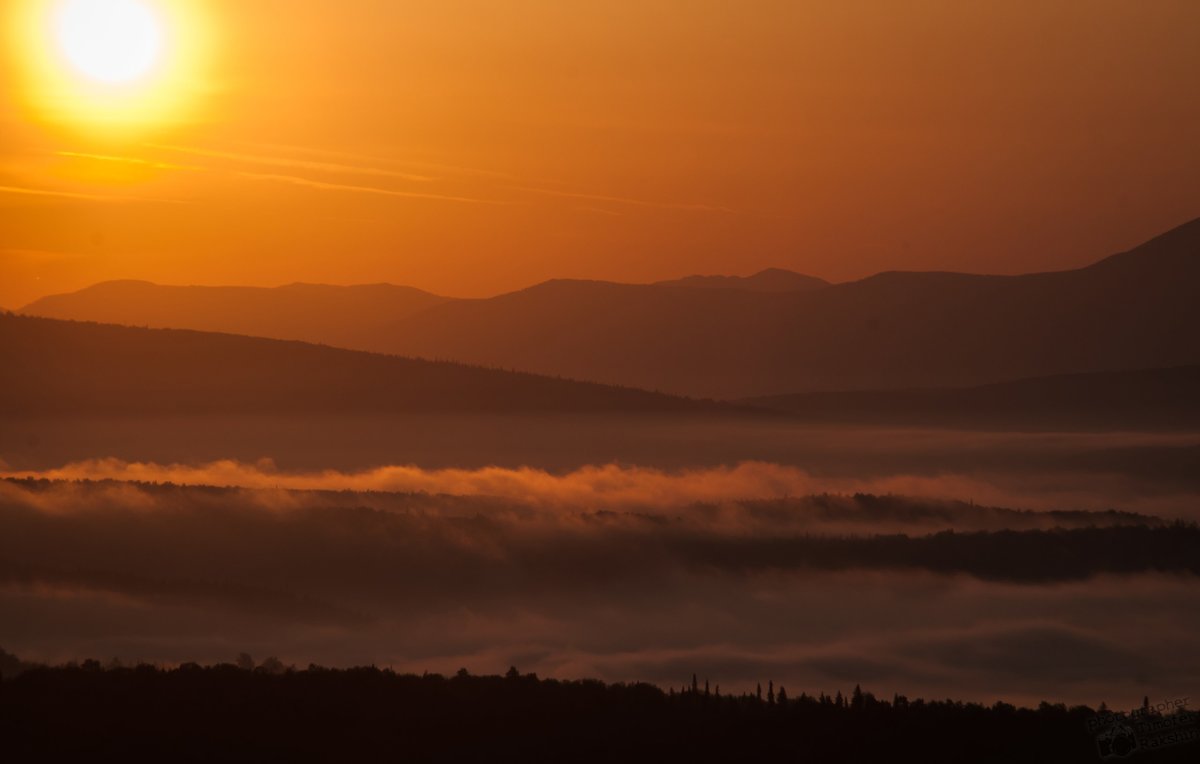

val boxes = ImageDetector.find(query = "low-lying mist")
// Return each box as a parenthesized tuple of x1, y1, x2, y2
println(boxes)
(1, 473, 1197, 708)
(6, 456, 1200, 519)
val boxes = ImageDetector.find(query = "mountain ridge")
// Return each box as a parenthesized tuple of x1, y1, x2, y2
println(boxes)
(18, 216, 1200, 398)
(653, 268, 831, 292)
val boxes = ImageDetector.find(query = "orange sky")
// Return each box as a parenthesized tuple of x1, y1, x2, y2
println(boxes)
(2, 0, 1199, 308)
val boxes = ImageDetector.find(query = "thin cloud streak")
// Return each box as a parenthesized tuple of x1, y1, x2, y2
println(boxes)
(232, 171, 508, 204)
(48, 149, 501, 205)
(55, 152, 195, 171)
(0, 185, 185, 204)
(510, 184, 737, 213)
(147, 144, 436, 182)
(243, 141, 532, 182)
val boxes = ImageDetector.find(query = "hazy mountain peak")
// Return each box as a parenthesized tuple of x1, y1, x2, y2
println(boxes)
(1138, 214, 1200, 248)
(654, 268, 830, 292)
(74, 278, 160, 292)
(503, 278, 651, 299)
(1086, 215, 1200, 271)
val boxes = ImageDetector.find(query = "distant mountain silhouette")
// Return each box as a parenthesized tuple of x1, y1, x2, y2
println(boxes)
(744, 366, 1200, 429)
(21, 217, 1200, 398)
(20, 280, 448, 350)
(653, 268, 831, 292)
(0, 314, 724, 417)
(369, 217, 1200, 396)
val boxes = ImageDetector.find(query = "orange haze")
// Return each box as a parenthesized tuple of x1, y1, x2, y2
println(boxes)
(2, 0, 1199, 307)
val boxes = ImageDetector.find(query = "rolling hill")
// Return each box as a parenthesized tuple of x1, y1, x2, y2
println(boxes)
(19, 281, 448, 350)
(0, 314, 722, 417)
(366, 217, 1200, 397)
(20, 217, 1200, 398)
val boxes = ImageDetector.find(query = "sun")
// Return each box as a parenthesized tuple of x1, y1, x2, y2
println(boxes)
(55, 0, 164, 84)
(8, 0, 215, 135)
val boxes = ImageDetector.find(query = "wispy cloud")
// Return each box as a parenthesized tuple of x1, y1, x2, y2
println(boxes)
(38, 144, 724, 212)
(55, 151, 194, 171)
(510, 185, 736, 214)
(148, 144, 436, 182)
(45, 148, 502, 204)
(242, 141, 536, 182)
(0, 185, 184, 204)
(232, 171, 506, 204)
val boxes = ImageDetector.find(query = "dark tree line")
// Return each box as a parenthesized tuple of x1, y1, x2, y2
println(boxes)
(2, 654, 1197, 762)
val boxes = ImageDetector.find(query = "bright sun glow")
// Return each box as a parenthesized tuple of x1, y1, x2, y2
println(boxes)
(55, 0, 164, 84)
(8, 0, 214, 134)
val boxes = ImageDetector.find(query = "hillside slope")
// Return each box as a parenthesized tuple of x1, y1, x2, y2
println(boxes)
(0, 314, 719, 417)
(372, 217, 1200, 396)
(21, 281, 448, 351)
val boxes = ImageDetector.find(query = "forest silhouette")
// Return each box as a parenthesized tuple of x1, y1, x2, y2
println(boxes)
(2, 654, 1197, 762)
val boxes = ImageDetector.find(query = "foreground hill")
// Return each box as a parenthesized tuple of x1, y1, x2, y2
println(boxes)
(744, 366, 1200, 430)
(20, 281, 448, 349)
(7, 661, 1173, 764)
(21, 217, 1200, 398)
(0, 314, 719, 417)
